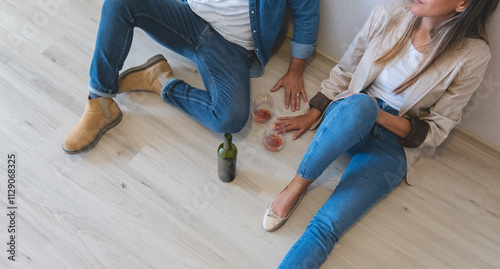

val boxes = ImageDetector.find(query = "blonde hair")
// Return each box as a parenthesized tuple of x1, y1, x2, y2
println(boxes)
(375, 0, 498, 94)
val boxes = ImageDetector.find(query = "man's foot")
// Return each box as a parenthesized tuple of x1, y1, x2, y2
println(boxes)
(118, 54, 174, 95)
(62, 97, 122, 155)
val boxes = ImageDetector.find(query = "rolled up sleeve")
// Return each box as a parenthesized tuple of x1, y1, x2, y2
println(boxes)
(290, 40, 316, 59)
(399, 117, 430, 148)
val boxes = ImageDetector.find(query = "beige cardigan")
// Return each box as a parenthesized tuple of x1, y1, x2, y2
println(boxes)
(312, 1, 491, 185)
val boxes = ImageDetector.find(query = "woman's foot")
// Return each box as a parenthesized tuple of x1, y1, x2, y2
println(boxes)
(271, 185, 305, 218)
(263, 175, 313, 232)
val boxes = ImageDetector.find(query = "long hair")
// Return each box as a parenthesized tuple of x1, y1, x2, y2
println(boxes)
(375, 0, 499, 94)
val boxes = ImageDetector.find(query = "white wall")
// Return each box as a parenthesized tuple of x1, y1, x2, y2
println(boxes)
(313, 0, 500, 148)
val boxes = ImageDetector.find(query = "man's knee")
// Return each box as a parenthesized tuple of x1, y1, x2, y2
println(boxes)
(213, 109, 248, 134)
(102, 0, 137, 12)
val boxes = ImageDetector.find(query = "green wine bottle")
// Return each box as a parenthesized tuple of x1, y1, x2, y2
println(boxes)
(217, 133, 237, 183)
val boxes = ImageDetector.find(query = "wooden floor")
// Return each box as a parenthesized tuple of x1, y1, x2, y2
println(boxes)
(1, 1, 500, 268)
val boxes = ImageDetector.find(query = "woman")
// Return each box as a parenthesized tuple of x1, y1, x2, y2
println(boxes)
(262, 0, 498, 268)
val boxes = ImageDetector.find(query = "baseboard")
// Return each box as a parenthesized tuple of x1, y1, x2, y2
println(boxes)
(312, 49, 338, 67)
(451, 128, 500, 160)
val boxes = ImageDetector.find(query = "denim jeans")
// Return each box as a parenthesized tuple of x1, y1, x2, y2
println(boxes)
(279, 94, 407, 269)
(89, 0, 254, 133)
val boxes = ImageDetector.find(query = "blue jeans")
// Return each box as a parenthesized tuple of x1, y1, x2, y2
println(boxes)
(89, 0, 254, 133)
(279, 94, 407, 269)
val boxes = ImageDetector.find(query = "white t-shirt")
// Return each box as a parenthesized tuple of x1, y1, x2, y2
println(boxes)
(366, 41, 424, 110)
(188, 0, 254, 50)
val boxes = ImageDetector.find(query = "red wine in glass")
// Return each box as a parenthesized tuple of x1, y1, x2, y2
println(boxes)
(264, 134, 283, 151)
(254, 108, 271, 123)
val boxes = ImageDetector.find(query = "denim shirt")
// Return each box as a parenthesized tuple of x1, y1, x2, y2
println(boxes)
(249, 0, 319, 77)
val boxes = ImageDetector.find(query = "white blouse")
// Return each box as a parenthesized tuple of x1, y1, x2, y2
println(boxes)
(366, 41, 424, 110)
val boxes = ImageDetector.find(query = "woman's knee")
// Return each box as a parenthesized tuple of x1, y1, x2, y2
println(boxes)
(297, 218, 337, 266)
(347, 94, 378, 115)
(321, 94, 378, 136)
(308, 215, 338, 250)
(325, 94, 378, 124)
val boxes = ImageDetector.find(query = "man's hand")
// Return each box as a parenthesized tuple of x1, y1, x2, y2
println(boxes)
(270, 57, 308, 112)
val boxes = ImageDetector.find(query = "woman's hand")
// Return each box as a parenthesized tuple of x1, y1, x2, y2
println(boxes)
(368, 94, 411, 138)
(277, 108, 321, 140)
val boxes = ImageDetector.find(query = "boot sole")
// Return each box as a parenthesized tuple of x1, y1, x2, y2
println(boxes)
(118, 54, 167, 82)
(62, 110, 123, 155)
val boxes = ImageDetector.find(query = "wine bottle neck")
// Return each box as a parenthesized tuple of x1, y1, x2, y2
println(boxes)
(224, 133, 232, 150)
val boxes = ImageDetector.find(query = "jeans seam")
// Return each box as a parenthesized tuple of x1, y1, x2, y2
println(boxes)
(135, 12, 200, 48)
(196, 24, 212, 50)
(163, 79, 211, 107)
(161, 78, 179, 102)
(193, 25, 217, 107)
(298, 98, 350, 180)
(110, 28, 133, 90)
(280, 229, 309, 268)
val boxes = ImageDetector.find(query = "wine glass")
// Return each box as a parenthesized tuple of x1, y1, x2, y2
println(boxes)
(252, 93, 274, 123)
(263, 122, 286, 152)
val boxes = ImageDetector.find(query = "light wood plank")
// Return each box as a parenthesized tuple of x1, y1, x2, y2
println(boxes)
(1, 1, 499, 268)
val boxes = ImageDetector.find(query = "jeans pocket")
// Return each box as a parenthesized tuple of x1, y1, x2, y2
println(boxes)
(371, 123, 401, 148)
(370, 124, 382, 139)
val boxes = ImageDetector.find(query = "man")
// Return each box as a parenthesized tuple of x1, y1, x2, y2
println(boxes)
(63, 0, 319, 155)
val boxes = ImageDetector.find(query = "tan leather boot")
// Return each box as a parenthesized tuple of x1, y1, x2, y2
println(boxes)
(118, 54, 174, 95)
(63, 97, 122, 155)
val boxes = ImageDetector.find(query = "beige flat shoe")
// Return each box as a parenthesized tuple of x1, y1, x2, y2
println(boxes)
(63, 97, 122, 155)
(263, 191, 305, 232)
(118, 54, 174, 95)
